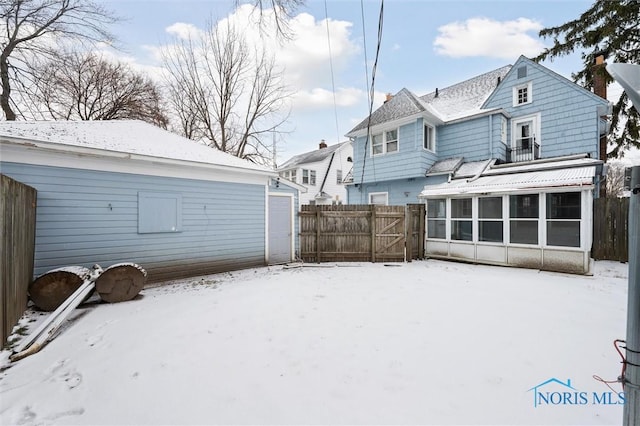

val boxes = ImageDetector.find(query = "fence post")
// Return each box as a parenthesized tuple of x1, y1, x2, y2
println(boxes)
(405, 206, 413, 262)
(370, 205, 376, 262)
(623, 166, 640, 426)
(315, 207, 321, 263)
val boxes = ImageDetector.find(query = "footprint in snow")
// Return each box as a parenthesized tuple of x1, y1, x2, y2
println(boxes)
(86, 334, 103, 347)
(62, 371, 82, 389)
(14, 405, 36, 425)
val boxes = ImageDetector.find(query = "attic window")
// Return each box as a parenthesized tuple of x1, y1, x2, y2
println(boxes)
(513, 81, 533, 106)
(517, 66, 527, 79)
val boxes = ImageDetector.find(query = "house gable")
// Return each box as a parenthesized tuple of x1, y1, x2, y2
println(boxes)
(482, 56, 610, 160)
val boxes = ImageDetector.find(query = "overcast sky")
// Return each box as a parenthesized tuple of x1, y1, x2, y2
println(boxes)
(101, 0, 636, 164)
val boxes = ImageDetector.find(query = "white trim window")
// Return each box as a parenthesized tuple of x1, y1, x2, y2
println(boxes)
(336, 169, 342, 184)
(509, 194, 539, 245)
(427, 198, 446, 239)
(450, 198, 472, 241)
(423, 124, 435, 152)
(371, 128, 398, 156)
(302, 169, 316, 185)
(478, 196, 503, 243)
(511, 114, 541, 162)
(369, 192, 388, 205)
(513, 81, 533, 106)
(546, 192, 581, 247)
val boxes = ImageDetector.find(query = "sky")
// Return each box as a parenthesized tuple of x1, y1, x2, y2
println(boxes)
(0, 259, 628, 424)
(97, 0, 635, 164)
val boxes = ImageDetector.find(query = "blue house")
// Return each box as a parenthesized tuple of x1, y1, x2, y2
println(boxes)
(0, 120, 300, 283)
(345, 56, 611, 274)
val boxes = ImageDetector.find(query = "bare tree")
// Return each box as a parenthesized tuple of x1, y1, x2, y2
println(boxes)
(1, 0, 118, 120)
(606, 161, 629, 198)
(162, 19, 290, 165)
(238, 0, 304, 40)
(30, 51, 168, 127)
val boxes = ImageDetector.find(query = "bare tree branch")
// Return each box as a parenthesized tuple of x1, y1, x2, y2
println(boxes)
(29, 51, 168, 127)
(162, 17, 291, 166)
(1, 0, 119, 120)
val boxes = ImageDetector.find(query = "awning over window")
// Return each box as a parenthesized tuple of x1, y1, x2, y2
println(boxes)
(419, 165, 598, 197)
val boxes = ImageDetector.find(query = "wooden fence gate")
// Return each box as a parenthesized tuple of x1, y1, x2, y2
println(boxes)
(592, 197, 629, 262)
(299, 204, 425, 263)
(1, 175, 37, 345)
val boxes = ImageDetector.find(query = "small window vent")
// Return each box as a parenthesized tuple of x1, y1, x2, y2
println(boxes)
(517, 66, 527, 79)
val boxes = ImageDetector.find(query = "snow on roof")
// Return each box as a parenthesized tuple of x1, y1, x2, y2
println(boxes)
(278, 141, 350, 170)
(425, 157, 463, 175)
(420, 158, 600, 197)
(0, 120, 272, 173)
(453, 159, 494, 178)
(420, 66, 511, 122)
(348, 88, 428, 134)
(347, 66, 512, 135)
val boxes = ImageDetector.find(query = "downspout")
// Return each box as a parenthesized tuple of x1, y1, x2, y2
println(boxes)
(318, 152, 336, 198)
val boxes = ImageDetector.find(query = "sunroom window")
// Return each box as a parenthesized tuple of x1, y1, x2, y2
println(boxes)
(509, 194, 539, 244)
(451, 198, 472, 241)
(427, 199, 446, 239)
(546, 192, 581, 247)
(479, 197, 503, 243)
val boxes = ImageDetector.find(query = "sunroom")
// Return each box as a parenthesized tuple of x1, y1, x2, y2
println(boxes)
(418, 157, 603, 274)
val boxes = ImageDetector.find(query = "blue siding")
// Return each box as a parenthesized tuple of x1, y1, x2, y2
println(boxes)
(1, 162, 266, 282)
(348, 57, 607, 206)
(438, 116, 492, 161)
(347, 176, 447, 206)
(351, 119, 437, 184)
(484, 58, 605, 160)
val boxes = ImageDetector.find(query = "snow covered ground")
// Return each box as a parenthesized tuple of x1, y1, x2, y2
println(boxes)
(0, 259, 630, 425)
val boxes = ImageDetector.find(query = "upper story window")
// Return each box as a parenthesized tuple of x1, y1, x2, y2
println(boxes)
(302, 169, 316, 185)
(371, 128, 398, 156)
(280, 170, 297, 183)
(423, 124, 435, 152)
(513, 81, 533, 106)
(336, 169, 342, 184)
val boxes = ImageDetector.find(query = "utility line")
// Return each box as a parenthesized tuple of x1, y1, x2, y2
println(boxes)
(360, 0, 384, 201)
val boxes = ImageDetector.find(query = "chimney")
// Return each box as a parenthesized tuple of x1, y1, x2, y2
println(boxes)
(435, 88, 439, 98)
(384, 93, 393, 103)
(319, 139, 327, 149)
(593, 54, 607, 100)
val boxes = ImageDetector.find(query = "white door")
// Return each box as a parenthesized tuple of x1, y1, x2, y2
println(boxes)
(268, 195, 293, 264)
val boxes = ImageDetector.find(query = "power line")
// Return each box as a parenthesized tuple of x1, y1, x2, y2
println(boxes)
(323, 0, 341, 146)
(359, 0, 384, 201)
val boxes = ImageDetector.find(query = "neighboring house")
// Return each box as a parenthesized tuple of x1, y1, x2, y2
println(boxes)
(345, 55, 611, 274)
(277, 140, 353, 205)
(0, 120, 300, 283)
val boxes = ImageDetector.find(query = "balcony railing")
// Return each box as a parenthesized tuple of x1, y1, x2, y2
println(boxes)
(507, 140, 540, 163)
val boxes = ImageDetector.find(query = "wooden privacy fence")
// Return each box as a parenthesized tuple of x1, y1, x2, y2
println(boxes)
(299, 204, 425, 263)
(592, 197, 629, 262)
(1, 175, 37, 346)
